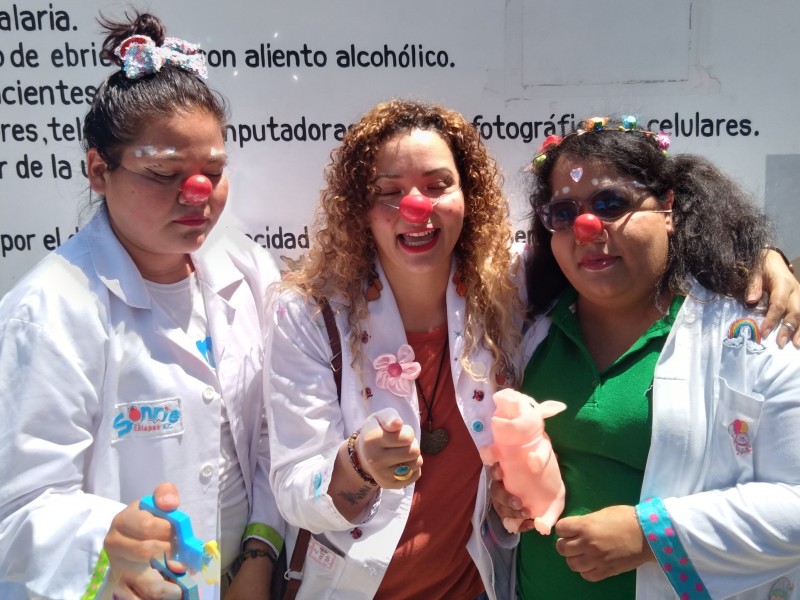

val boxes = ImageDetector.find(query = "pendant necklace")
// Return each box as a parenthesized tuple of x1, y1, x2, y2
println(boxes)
(417, 334, 450, 455)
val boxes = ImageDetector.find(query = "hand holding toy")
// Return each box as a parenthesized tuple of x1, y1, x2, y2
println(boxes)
(139, 495, 221, 598)
(479, 388, 567, 535)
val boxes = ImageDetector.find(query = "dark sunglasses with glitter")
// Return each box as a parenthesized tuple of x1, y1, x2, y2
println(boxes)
(537, 181, 671, 233)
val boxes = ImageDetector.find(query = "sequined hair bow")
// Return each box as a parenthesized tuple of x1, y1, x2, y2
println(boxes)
(531, 115, 671, 172)
(114, 35, 208, 80)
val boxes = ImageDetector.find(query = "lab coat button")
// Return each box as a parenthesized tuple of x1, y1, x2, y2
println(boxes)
(200, 464, 214, 478)
(202, 387, 215, 403)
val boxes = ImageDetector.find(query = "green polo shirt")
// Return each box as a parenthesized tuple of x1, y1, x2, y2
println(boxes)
(516, 288, 684, 600)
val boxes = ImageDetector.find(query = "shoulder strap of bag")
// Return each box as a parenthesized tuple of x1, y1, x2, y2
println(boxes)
(283, 297, 341, 600)
(319, 297, 342, 397)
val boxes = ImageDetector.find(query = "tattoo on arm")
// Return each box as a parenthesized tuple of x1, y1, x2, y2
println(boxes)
(337, 485, 374, 506)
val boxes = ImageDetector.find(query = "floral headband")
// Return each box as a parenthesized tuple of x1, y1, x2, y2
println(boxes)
(114, 35, 208, 80)
(530, 116, 671, 172)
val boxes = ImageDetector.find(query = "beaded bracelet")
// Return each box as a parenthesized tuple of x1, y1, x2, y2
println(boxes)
(347, 430, 378, 486)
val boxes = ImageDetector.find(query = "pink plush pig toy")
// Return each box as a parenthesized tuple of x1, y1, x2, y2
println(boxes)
(479, 388, 567, 535)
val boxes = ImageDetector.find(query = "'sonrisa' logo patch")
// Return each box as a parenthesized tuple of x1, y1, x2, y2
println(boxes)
(112, 398, 184, 442)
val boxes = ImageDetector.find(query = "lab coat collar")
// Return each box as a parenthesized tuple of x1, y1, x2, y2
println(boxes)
(86, 206, 152, 309)
(192, 228, 245, 298)
(361, 258, 468, 406)
(86, 206, 244, 308)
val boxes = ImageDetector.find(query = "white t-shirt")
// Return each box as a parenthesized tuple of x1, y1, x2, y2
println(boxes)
(146, 274, 248, 569)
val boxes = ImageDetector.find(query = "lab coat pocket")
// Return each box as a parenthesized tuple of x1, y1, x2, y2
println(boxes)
(708, 376, 764, 487)
(296, 534, 346, 600)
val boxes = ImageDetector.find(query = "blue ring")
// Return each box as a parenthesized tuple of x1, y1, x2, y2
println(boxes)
(393, 465, 411, 477)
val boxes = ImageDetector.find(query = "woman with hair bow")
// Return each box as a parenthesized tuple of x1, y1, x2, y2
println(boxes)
(494, 116, 800, 600)
(0, 11, 283, 600)
(265, 102, 799, 600)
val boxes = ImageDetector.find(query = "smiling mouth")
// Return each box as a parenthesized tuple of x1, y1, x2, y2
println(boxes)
(399, 229, 438, 248)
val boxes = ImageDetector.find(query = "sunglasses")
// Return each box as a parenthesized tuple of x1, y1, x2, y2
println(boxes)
(537, 182, 668, 232)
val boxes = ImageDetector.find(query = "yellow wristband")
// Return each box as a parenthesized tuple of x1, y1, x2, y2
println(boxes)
(242, 523, 284, 554)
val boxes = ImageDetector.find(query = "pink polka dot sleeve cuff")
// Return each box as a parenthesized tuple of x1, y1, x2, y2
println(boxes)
(636, 497, 711, 600)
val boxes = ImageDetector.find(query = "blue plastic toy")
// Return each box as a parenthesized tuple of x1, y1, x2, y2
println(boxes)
(139, 495, 221, 599)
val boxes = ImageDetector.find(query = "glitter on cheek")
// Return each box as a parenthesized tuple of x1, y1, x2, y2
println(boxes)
(560, 186, 571, 195)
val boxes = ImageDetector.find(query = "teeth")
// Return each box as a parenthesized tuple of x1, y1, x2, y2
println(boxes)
(402, 230, 435, 247)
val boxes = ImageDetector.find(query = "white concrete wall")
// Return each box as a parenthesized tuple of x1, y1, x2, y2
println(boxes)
(1, 0, 798, 294)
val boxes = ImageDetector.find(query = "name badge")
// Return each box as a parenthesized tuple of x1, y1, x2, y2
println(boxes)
(112, 397, 184, 443)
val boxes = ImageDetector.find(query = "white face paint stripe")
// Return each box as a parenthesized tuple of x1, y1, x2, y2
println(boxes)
(133, 145, 155, 158)
(129, 146, 226, 163)
(131, 146, 176, 159)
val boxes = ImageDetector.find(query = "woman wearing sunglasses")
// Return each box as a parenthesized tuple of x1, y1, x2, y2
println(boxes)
(497, 117, 800, 599)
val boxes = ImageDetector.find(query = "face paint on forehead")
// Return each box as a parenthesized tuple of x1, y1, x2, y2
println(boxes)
(132, 146, 154, 158)
(208, 147, 228, 163)
(132, 145, 176, 159)
(553, 167, 629, 199)
(579, 176, 624, 190)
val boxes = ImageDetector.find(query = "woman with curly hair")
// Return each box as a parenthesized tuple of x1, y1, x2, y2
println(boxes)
(494, 116, 800, 599)
(267, 99, 521, 599)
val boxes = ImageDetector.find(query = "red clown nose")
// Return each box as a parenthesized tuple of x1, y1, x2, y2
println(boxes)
(398, 194, 433, 223)
(573, 213, 604, 243)
(180, 174, 213, 205)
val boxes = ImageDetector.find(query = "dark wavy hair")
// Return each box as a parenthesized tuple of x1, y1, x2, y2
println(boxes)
(525, 117, 771, 314)
(285, 99, 521, 381)
(82, 11, 227, 169)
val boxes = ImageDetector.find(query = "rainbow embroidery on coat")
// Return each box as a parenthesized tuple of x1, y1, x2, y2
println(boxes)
(728, 317, 760, 343)
(723, 317, 764, 352)
(768, 576, 795, 599)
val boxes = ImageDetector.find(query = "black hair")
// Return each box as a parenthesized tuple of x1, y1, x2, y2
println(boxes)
(82, 10, 227, 169)
(524, 117, 772, 315)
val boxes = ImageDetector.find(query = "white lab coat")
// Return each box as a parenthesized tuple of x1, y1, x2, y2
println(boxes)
(522, 282, 800, 600)
(0, 207, 284, 599)
(267, 259, 514, 600)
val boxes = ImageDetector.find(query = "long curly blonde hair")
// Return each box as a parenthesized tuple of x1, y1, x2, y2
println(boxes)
(284, 99, 522, 383)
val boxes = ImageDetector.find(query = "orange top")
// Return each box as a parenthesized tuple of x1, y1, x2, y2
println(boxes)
(374, 325, 484, 600)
